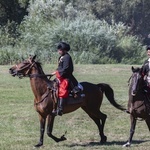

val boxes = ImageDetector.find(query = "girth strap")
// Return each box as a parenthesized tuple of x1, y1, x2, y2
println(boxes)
(34, 88, 58, 113)
(35, 89, 50, 105)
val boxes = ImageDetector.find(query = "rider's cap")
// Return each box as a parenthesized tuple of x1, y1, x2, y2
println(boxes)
(146, 45, 150, 50)
(57, 42, 70, 51)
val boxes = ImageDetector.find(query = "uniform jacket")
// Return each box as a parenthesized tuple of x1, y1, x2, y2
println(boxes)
(56, 53, 78, 87)
(141, 59, 149, 75)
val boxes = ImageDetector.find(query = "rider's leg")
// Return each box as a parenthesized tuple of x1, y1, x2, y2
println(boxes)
(57, 97, 66, 116)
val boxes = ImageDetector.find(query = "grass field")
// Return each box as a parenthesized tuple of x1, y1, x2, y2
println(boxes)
(0, 64, 150, 150)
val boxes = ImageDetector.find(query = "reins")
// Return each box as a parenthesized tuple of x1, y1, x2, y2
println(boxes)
(29, 74, 53, 79)
(128, 75, 132, 86)
(16, 61, 52, 79)
(15, 61, 57, 106)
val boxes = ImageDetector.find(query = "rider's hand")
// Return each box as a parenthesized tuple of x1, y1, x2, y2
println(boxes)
(49, 71, 56, 78)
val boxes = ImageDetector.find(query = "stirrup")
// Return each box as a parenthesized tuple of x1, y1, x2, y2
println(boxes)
(52, 109, 63, 116)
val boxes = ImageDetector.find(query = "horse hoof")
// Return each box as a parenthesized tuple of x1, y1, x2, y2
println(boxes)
(34, 142, 43, 147)
(60, 135, 67, 141)
(122, 142, 131, 147)
(100, 136, 107, 144)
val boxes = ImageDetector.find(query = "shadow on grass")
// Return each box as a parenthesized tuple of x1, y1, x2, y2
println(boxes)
(65, 140, 150, 148)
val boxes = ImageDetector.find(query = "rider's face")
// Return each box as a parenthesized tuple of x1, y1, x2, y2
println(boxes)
(58, 49, 66, 55)
(147, 49, 150, 57)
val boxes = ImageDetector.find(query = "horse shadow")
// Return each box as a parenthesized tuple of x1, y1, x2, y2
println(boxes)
(66, 140, 150, 148)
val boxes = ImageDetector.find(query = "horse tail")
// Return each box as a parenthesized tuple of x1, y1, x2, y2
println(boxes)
(97, 83, 125, 111)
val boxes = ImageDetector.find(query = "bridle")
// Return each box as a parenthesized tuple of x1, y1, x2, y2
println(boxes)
(14, 60, 57, 106)
(14, 61, 36, 78)
(15, 61, 52, 79)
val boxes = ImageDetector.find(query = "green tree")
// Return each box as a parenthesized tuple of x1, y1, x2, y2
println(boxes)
(0, 0, 146, 64)
(0, 0, 29, 25)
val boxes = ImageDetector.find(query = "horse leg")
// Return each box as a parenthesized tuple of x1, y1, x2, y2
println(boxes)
(123, 115, 136, 147)
(92, 114, 107, 144)
(47, 114, 67, 142)
(35, 115, 46, 147)
(145, 116, 150, 131)
(82, 107, 107, 144)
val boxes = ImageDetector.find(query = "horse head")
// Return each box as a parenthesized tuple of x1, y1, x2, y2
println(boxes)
(130, 66, 143, 96)
(9, 55, 37, 78)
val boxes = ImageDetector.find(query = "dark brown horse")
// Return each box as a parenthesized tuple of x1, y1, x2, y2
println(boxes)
(9, 55, 125, 147)
(123, 66, 150, 147)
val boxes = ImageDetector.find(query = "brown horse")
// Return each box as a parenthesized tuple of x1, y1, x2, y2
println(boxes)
(9, 55, 125, 147)
(123, 66, 150, 147)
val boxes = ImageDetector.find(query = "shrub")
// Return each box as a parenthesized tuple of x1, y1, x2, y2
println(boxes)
(0, 0, 145, 65)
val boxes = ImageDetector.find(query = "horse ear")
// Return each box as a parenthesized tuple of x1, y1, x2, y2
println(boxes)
(29, 55, 36, 62)
(32, 55, 36, 60)
(131, 66, 134, 72)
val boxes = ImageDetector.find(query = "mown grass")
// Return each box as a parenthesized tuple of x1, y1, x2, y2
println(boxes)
(0, 64, 149, 150)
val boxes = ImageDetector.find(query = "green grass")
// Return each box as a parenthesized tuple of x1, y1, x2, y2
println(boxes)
(0, 64, 150, 150)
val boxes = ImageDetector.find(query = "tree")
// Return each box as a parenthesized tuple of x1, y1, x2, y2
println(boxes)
(0, 0, 29, 25)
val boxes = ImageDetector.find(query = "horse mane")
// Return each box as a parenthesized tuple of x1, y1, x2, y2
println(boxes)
(35, 61, 45, 75)
(34, 61, 54, 88)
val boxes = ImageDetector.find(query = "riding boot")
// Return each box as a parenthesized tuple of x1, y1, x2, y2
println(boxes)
(57, 98, 66, 116)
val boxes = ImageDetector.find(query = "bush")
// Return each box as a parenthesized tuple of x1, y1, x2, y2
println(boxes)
(0, 0, 145, 65)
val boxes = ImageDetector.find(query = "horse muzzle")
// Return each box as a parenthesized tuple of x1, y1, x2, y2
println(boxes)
(9, 68, 18, 77)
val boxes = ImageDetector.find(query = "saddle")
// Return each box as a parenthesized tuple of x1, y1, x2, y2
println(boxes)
(46, 79, 85, 113)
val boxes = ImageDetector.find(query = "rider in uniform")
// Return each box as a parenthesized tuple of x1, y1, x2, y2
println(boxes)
(49, 42, 82, 116)
(141, 45, 150, 87)
(126, 45, 150, 113)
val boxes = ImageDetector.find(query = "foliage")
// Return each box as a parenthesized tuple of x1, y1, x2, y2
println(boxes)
(0, 0, 147, 65)
(0, 46, 22, 65)
(17, 12, 144, 64)
(0, 0, 29, 25)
